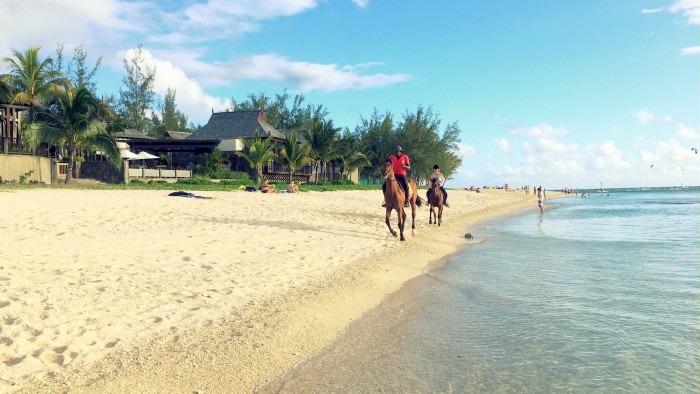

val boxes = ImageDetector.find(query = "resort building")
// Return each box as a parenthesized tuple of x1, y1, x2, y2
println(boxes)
(0, 103, 357, 184)
(188, 108, 315, 183)
(0, 102, 56, 183)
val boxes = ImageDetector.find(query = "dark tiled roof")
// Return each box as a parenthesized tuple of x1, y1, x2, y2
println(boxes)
(114, 129, 154, 139)
(164, 130, 192, 140)
(189, 110, 285, 141)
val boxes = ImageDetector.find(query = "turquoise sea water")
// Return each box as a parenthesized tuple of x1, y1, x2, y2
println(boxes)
(260, 188, 699, 393)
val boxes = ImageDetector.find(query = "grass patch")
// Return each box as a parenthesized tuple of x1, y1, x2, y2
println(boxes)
(0, 179, 384, 192)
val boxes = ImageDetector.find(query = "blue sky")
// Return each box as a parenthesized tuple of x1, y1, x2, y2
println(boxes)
(1, 0, 698, 189)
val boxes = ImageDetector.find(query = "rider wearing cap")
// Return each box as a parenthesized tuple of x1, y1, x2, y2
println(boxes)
(427, 164, 449, 207)
(383, 146, 411, 207)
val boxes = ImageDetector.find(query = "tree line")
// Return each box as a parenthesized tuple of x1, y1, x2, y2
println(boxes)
(1, 45, 463, 185)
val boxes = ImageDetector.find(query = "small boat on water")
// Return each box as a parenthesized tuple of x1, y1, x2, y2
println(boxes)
(599, 181, 607, 193)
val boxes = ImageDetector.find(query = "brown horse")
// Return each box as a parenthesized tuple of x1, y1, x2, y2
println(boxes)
(382, 160, 423, 241)
(427, 178, 444, 226)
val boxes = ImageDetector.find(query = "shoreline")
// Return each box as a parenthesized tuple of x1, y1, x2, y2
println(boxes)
(2, 188, 544, 393)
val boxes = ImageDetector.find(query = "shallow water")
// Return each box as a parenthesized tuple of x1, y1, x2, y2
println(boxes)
(261, 188, 699, 393)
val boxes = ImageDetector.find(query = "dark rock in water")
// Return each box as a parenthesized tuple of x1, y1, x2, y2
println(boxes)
(464, 233, 473, 239)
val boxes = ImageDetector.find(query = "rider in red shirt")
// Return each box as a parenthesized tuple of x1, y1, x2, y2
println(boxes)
(383, 146, 411, 207)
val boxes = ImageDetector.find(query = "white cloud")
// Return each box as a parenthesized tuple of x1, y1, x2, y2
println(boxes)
(0, 0, 411, 125)
(122, 48, 228, 124)
(550, 158, 586, 175)
(632, 109, 673, 124)
(166, 0, 319, 44)
(494, 138, 510, 153)
(0, 0, 322, 52)
(634, 109, 655, 123)
(514, 122, 567, 138)
(210, 53, 411, 92)
(641, 149, 658, 163)
(669, 0, 700, 24)
(535, 138, 578, 154)
(681, 46, 700, 55)
(677, 124, 699, 139)
(642, 7, 664, 13)
(655, 138, 696, 161)
(456, 168, 478, 179)
(0, 0, 142, 60)
(457, 143, 476, 157)
(485, 164, 521, 178)
(352, 0, 370, 8)
(586, 140, 631, 170)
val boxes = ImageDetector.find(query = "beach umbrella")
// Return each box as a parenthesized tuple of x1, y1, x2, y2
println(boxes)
(132, 151, 159, 160)
(120, 150, 139, 160)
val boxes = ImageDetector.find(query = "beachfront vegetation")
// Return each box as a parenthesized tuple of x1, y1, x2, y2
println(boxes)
(232, 92, 462, 185)
(151, 87, 189, 133)
(0, 79, 12, 102)
(117, 45, 156, 136)
(52, 43, 102, 94)
(235, 130, 277, 184)
(277, 131, 313, 183)
(0, 177, 381, 193)
(336, 133, 372, 180)
(24, 82, 121, 183)
(301, 113, 343, 185)
(196, 149, 226, 177)
(2, 45, 462, 186)
(1, 46, 66, 122)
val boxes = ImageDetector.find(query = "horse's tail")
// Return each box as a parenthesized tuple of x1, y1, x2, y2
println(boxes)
(415, 196, 423, 208)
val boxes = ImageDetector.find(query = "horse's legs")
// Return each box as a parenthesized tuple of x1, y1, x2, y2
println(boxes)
(411, 203, 417, 235)
(429, 203, 434, 224)
(438, 204, 443, 226)
(385, 208, 397, 237)
(398, 207, 406, 241)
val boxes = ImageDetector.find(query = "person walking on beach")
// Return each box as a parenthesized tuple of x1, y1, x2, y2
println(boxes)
(382, 146, 411, 207)
(537, 186, 546, 213)
(427, 164, 449, 207)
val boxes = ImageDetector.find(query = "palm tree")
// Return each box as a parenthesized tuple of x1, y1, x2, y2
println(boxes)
(197, 148, 225, 176)
(24, 83, 121, 183)
(1, 46, 66, 122)
(337, 134, 371, 180)
(235, 130, 276, 184)
(0, 79, 12, 102)
(277, 131, 313, 183)
(302, 117, 341, 184)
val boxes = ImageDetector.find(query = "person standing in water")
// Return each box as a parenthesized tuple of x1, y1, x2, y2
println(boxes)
(537, 186, 546, 214)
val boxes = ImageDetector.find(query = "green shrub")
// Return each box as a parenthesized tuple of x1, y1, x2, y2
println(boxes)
(332, 179, 354, 185)
(176, 177, 214, 185)
(217, 179, 252, 186)
(19, 170, 34, 184)
(209, 170, 250, 180)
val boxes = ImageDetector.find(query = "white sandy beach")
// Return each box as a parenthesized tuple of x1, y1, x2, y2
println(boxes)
(0, 188, 542, 393)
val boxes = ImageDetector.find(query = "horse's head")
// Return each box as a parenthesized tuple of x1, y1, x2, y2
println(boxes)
(382, 160, 393, 179)
(431, 178, 440, 190)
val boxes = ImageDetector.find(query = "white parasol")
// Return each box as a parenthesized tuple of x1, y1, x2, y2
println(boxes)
(120, 150, 139, 160)
(130, 151, 160, 160)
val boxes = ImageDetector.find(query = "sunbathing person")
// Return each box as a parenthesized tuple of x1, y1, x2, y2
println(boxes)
(260, 179, 279, 194)
(287, 180, 300, 193)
